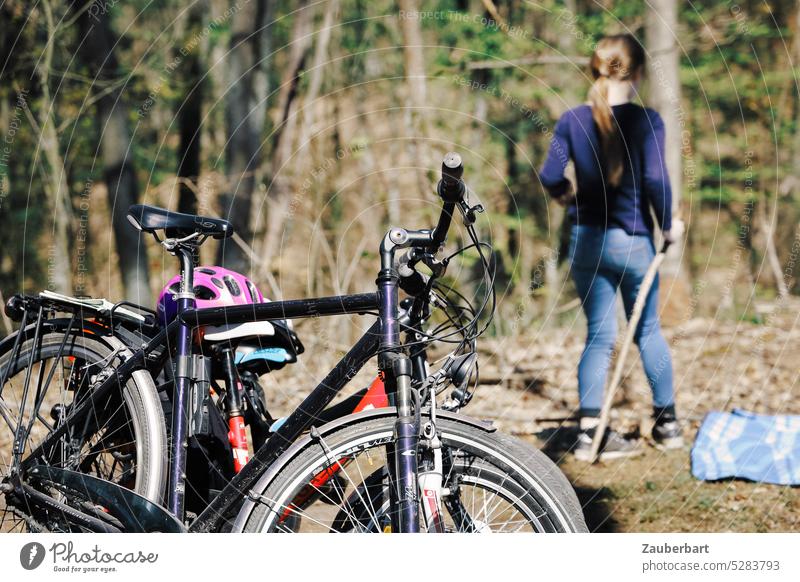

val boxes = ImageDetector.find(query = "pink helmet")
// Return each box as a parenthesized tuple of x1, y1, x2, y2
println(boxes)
(156, 266, 264, 325)
(157, 266, 305, 373)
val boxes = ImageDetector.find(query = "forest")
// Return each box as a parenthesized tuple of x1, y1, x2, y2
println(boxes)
(2, 0, 800, 531)
(2, 0, 796, 325)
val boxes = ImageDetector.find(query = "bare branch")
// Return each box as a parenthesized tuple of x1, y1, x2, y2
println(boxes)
(467, 55, 590, 70)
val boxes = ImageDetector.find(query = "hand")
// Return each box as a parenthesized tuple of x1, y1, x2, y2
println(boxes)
(555, 192, 575, 208)
(663, 217, 685, 243)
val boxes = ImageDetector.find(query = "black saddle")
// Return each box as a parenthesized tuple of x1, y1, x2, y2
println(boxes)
(127, 205, 234, 240)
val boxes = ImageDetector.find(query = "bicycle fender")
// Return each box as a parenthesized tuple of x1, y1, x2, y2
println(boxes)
(28, 465, 183, 532)
(0, 318, 109, 358)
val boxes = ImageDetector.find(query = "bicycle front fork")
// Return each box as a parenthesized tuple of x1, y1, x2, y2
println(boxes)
(389, 355, 420, 533)
(418, 422, 445, 533)
(388, 354, 447, 533)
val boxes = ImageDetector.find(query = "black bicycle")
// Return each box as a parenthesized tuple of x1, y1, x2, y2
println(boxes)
(1, 154, 586, 533)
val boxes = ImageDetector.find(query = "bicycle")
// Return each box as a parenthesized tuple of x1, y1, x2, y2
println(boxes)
(1, 153, 587, 533)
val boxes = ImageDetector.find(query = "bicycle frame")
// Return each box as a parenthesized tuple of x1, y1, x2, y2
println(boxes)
(18, 247, 425, 532)
(12, 153, 468, 533)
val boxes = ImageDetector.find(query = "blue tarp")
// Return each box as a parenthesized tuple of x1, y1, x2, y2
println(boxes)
(691, 409, 800, 485)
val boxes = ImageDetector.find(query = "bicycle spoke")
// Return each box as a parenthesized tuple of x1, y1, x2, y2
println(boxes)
(316, 438, 381, 532)
(24, 317, 75, 442)
(1, 330, 151, 533)
(259, 490, 346, 533)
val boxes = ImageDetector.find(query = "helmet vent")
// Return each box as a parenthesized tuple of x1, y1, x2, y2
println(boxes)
(194, 285, 216, 300)
(224, 275, 241, 297)
(246, 280, 260, 302)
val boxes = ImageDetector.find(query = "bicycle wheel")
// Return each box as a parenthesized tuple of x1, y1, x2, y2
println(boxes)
(239, 412, 587, 533)
(0, 327, 167, 531)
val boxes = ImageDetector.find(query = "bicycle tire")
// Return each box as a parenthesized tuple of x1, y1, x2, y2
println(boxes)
(239, 412, 587, 533)
(0, 329, 167, 530)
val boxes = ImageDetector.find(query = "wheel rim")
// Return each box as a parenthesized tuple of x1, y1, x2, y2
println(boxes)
(250, 424, 567, 533)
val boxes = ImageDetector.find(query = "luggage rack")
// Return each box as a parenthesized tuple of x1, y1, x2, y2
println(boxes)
(5, 290, 159, 329)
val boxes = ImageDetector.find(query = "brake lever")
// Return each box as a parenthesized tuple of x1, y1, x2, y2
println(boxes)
(420, 252, 446, 278)
(459, 199, 484, 227)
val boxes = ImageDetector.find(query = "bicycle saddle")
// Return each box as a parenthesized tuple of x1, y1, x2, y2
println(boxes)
(127, 204, 234, 239)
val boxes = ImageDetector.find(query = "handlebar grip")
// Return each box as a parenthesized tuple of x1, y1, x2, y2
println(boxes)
(437, 152, 465, 203)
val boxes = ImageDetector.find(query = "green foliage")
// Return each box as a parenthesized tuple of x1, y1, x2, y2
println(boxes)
(2, 0, 800, 312)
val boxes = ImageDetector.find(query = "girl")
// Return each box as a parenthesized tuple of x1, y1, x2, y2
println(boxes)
(539, 34, 684, 461)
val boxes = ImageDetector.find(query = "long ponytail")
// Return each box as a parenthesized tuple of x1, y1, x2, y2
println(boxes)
(588, 34, 645, 188)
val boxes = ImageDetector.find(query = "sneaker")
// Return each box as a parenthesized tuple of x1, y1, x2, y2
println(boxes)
(652, 418, 684, 449)
(574, 427, 641, 462)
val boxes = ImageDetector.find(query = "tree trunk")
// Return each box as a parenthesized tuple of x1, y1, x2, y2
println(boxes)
(645, 0, 689, 325)
(217, 0, 273, 272)
(176, 3, 206, 215)
(542, 0, 578, 320)
(206, 0, 230, 161)
(78, 6, 150, 304)
(397, 0, 430, 196)
(37, 1, 72, 295)
(297, 0, 339, 156)
(257, 2, 314, 280)
(760, 194, 789, 299)
(782, 1, 800, 196)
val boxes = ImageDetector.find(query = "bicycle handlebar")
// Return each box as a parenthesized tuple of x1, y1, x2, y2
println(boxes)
(429, 152, 464, 249)
(438, 152, 465, 203)
(396, 153, 468, 297)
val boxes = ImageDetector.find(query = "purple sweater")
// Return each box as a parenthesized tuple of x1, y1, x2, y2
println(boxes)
(539, 103, 672, 235)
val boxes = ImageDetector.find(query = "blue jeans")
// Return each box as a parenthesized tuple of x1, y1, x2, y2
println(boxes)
(568, 225, 675, 416)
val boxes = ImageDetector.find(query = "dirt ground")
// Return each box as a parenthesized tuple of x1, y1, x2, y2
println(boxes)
(463, 385, 800, 532)
(453, 300, 800, 532)
(272, 297, 800, 532)
(541, 436, 800, 532)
